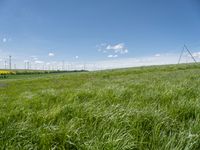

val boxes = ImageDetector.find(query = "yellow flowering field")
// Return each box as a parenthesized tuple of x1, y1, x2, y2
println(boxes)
(0, 70, 15, 75)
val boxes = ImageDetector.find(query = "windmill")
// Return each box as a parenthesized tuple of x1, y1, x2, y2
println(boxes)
(178, 45, 197, 64)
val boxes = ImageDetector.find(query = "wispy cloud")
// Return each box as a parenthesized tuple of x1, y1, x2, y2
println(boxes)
(48, 52, 55, 57)
(107, 54, 118, 58)
(155, 53, 161, 57)
(75, 56, 79, 59)
(30, 56, 38, 60)
(2, 38, 7, 43)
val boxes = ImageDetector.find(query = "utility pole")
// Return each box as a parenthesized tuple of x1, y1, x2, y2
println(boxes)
(83, 63, 86, 70)
(29, 62, 31, 70)
(25, 62, 27, 70)
(62, 60, 65, 71)
(4, 61, 7, 69)
(9, 55, 12, 70)
(27, 62, 29, 70)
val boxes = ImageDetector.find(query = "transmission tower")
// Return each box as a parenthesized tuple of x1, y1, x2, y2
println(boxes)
(178, 45, 197, 64)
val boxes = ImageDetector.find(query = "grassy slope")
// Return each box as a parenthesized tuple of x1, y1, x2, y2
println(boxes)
(1, 64, 200, 150)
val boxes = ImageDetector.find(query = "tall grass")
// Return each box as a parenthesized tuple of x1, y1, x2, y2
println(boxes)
(0, 64, 200, 149)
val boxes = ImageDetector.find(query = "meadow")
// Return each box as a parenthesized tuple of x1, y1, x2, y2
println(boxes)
(1, 63, 200, 149)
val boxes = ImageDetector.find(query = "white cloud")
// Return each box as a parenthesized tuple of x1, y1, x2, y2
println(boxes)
(75, 56, 79, 59)
(106, 43, 128, 54)
(97, 43, 128, 57)
(2, 38, 7, 43)
(155, 53, 161, 57)
(96, 43, 107, 51)
(48, 52, 55, 57)
(107, 54, 118, 58)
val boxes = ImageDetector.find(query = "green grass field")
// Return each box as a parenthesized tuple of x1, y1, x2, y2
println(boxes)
(1, 63, 200, 150)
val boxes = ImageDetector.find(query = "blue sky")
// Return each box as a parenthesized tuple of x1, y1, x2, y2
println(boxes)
(0, 0, 200, 69)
